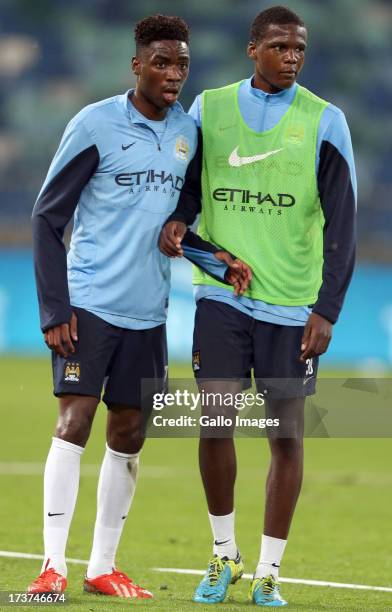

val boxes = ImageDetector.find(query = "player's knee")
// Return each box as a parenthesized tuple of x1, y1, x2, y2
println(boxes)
(55, 419, 92, 447)
(55, 415, 94, 447)
(107, 421, 145, 454)
(271, 437, 303, 462)
(56, 398, 97, 447)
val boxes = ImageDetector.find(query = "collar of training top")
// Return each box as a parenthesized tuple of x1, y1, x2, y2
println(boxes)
(246, 76, 298, 104)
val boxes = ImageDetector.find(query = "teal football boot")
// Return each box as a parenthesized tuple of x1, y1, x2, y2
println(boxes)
(193, 553, 244, 604)
(249, 575, 288, 607)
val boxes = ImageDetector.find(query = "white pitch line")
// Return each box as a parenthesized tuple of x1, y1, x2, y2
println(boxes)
(0, 462, 180, 478)
(2, 553, 392, 593)
(0, 551, 87, 565)
(153, 567, 392, 593)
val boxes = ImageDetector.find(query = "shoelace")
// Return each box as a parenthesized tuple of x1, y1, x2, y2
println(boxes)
(33, 568, 59, 587)
(207, 557, 224, 585)
(260, 576, 276, 595)
(111, 569, 149, 592)
(111, 570, 135, 584)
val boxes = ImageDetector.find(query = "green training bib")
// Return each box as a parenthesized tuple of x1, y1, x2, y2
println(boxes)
(194, 81, 328, 305)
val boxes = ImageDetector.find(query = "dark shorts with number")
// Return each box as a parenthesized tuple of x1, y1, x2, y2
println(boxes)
(192, 299, 318, 399)
(52, 307, 168, 408)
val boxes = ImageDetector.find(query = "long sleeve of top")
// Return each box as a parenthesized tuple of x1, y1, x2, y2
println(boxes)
(32, 120, 99, 332)
(312, 118, 356, 323)
(182, 230, 229, 284)
(168, 80, 356, 325)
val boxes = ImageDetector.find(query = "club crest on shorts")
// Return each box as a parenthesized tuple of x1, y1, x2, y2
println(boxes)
(64, 361, 81, 383)
(192, 350, 201, 372)
(174, 136, 190, 162)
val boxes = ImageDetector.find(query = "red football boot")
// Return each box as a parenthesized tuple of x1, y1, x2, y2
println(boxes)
(84, 568, 153, 598)
(27, 559, 67, 594)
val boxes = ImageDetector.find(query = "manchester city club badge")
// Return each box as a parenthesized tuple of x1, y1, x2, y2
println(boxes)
(64, 361, 81, 383)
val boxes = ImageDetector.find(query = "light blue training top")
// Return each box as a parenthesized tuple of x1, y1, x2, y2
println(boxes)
(35, 91, 198, 329)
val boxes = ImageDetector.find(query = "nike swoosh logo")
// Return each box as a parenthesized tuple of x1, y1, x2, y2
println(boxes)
(303, 376, 314, 386)
(122, 142, 136, 150)
(228, 146, 283, 167)
(48, 512, 65, 517)
(214, 539, 231, 546)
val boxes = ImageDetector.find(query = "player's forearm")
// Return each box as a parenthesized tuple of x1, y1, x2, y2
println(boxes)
(314, 140, 357, 324)
(182, 230, 231, 284)
(312, 238, 356, 324)
(32, 213, 72, 332)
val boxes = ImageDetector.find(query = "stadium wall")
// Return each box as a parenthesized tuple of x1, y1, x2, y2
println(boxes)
(1, 250, 391, 369)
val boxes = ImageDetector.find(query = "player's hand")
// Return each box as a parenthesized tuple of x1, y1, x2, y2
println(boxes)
(44, 312, 78, 358)
(159, 221, 187, 257)
(215, 251, 253, 296)
(300, 312, 332, 362)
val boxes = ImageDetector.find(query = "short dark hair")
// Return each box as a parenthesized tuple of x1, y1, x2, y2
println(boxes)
(250, 6, 305, 43)
(134, 14, 189, 52)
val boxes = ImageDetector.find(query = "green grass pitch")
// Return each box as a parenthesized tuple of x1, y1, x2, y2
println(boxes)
(0, 357, 391, 610)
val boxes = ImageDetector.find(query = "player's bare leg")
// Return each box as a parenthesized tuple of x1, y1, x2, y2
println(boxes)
(198, 380, 241, 516)
(106, 404, 145, 454)
(56, 395, 99, 446)
(264, 398, 305, 539)
(85, 404, 152, 599)
(199, 437, 236, 515)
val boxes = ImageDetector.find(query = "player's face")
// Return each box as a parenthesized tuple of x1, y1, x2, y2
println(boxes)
(248, 24, 307, 93)
(132, 40, 190, 112)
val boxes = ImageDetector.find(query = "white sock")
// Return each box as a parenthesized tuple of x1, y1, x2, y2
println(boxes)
(208, 510, 238, 559)
(42, 437, 84, 576)
(255, 534, 287, 579)
(87, 445, 139, 579)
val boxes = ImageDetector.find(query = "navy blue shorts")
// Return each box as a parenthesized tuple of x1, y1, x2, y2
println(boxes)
(52, 307, 167, 408)
(192, 299, 318, 398)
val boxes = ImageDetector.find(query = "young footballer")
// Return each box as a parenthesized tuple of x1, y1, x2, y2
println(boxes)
(160, 5, 356, 606)
(29, 14, 250, 599)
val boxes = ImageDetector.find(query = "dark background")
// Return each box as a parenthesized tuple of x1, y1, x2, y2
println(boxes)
(1, 0, 391, 259)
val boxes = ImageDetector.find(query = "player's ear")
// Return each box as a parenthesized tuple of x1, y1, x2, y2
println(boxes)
(247, 41, 257, 60)
(132, 56, 141, 76)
